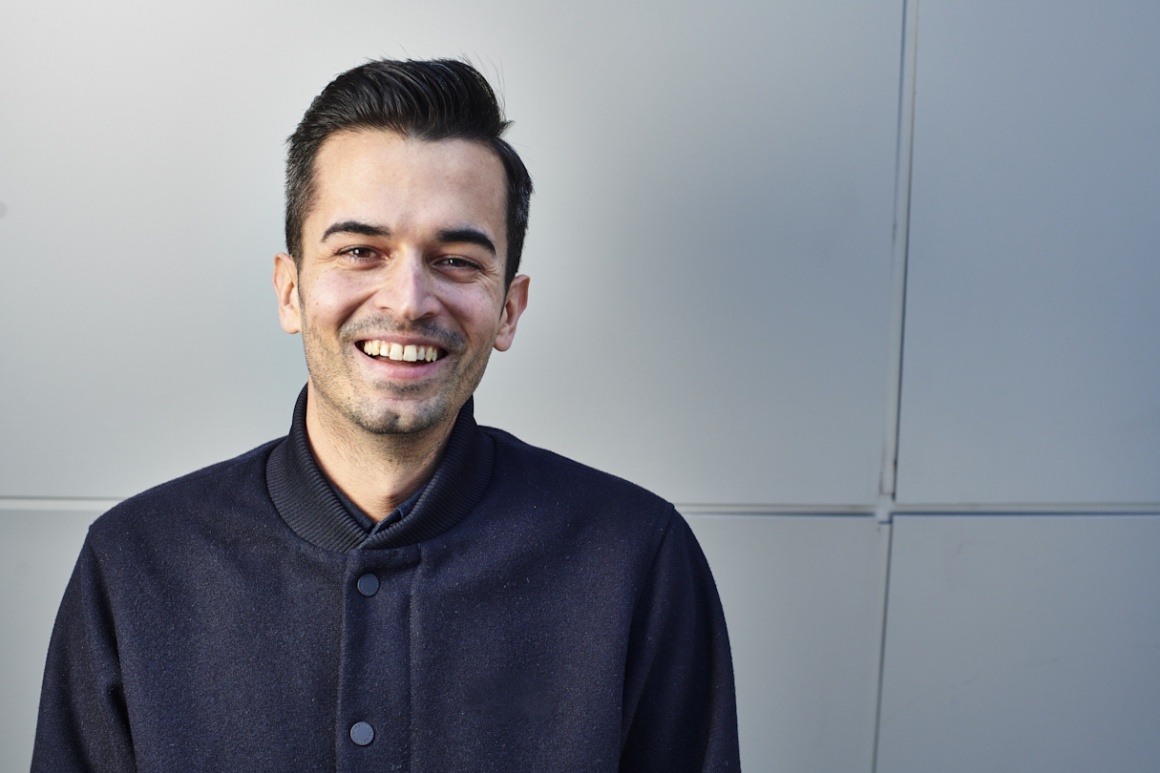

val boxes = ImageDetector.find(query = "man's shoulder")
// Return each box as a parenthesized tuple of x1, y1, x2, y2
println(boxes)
(479, 424, 675, 516)
(89, 438, 282, 542)
(474, 425, 709, 590)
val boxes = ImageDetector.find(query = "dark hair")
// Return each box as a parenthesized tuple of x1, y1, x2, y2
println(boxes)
(285, 59, 532, 286)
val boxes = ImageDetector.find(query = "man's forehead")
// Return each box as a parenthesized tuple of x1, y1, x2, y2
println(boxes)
(305, 129, 508, 238)
(303, 127, 508, 257)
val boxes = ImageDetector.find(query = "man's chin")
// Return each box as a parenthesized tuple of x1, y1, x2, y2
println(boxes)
(349, 398, 454, 437)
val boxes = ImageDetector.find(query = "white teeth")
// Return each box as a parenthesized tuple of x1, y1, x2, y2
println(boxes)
(362, 340, 441, 362)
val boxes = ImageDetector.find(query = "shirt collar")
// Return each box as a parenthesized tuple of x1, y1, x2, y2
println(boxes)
(329, 474, 424, 535)
(265, 385, 494, 552)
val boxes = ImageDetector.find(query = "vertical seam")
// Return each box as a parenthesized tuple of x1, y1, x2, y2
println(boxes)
(873, 1, 921, 771)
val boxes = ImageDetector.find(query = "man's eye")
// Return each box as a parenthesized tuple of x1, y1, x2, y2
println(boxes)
(342, 247, 377, 261)
(439, 256, 479, 270)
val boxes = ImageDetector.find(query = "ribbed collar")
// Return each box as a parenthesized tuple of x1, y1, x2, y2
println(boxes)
(265, 386, 494, 552)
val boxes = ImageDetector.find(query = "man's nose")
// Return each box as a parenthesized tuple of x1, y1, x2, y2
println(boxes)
(373, 254, 440, 319)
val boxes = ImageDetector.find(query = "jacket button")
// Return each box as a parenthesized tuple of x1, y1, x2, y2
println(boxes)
(356, 573, 379, 597)
(350, 721, 375, 746)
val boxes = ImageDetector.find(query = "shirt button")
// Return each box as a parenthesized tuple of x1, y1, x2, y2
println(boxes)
(350, 721, 375, 746)
(356, 573, 379, 597)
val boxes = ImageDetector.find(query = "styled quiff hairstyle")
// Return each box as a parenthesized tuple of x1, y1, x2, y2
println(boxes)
(285, 59, 532, 286)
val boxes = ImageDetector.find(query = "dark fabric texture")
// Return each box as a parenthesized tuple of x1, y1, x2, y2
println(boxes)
(33, 393, 739, 772)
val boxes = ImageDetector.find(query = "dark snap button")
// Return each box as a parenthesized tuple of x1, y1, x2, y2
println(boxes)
(356, 573, 379, 597)
(350, 721, 375, 746)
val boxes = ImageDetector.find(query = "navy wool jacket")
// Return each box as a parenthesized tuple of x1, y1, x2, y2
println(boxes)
(33, 393, 739, 772)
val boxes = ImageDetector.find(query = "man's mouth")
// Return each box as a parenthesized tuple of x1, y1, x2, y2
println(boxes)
(361, 339, 444, 363)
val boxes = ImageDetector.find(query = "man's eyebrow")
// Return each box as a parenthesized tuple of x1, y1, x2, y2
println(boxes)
(436, 227, 497, 257)
(321, 220, 392, 241)
(320, 222, 496, 256)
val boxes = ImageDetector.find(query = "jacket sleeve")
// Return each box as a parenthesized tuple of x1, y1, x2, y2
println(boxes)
(620, 511, 741, 772)
(32, 537, 138, 772)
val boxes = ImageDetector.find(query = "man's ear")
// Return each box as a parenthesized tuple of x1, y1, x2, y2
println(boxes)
(494, 274, 529, 352)
(273, 253, 302, 334)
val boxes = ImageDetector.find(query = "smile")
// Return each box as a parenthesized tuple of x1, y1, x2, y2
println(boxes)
(361, 339, 444, 363)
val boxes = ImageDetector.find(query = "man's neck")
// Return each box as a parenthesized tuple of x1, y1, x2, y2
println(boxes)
(303, 394, 456, 522)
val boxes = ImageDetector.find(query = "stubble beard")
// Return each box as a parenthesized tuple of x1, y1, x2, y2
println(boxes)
(300, 312, 486, 439)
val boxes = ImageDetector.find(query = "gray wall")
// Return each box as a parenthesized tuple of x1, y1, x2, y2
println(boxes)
(2, 1, 1157, 770)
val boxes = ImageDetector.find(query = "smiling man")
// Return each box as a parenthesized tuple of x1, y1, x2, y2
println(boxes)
(33, 59, 739, 772)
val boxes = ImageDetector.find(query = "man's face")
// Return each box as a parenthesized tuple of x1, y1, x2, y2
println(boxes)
(274, 129, 529, 439)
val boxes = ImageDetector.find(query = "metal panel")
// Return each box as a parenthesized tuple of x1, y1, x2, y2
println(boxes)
(0, 509, 98, 772)
(896, 0, 1160, 505)
(688, 513, 888, 773)
(877, 514, 1160, 773)
(0, 0, 904, 505)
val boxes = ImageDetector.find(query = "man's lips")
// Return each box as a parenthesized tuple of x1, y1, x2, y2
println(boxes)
(360, 339, 445, 363)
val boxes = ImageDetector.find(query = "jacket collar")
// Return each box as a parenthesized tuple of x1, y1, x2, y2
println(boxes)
(266, 386, 494, 551)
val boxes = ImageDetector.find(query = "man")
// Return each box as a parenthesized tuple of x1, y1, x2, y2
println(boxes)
(33, 59, 739, 771)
